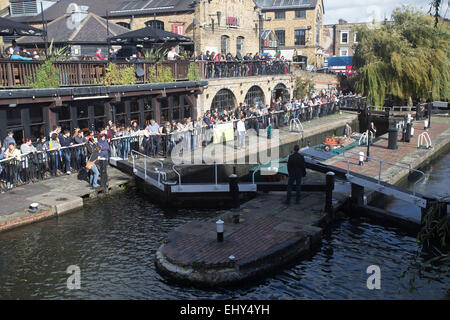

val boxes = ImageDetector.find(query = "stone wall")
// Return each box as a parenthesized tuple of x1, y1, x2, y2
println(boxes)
(198, 74, 294, 115)
(292, 69, 339, 90)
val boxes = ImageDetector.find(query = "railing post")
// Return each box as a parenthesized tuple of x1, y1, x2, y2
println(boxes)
(351, 183, 365, 207)
(6, 62, 14, 87)
(325, 172, 335, 214)
(229, 174, 240, 211)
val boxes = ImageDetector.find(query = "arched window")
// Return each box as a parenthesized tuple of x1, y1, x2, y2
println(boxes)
(211, 89, 236, 113)
(221, 35, 229, 54)
(273, 83, 290, 102)
(145, 20, 164, 30)
(236, 36, 244, 53)
(116, 22, 130, 29)
(245, 86, 265, 107)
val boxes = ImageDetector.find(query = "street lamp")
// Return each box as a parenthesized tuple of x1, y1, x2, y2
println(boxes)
(428, 88, 433, 129)
(365, 95, 372, 162)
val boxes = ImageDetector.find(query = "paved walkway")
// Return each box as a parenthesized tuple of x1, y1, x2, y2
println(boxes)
(160, 171, 350, 269)
(0, 166, 132, 232)
(324, 118, 450, 184)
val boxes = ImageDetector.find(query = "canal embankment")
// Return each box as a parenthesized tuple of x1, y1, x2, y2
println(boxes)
(0, 167, 133, 233)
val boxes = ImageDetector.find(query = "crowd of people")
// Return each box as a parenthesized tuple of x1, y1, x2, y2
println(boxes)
(0, 89, 352, 191)
(196, 50, 290, 78)
(2, 40, 40, 61)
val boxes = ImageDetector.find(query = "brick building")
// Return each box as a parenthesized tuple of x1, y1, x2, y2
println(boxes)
(323, 19, 382, 58)
(108, 0, 261, 57)
(255, 0, 325, 69)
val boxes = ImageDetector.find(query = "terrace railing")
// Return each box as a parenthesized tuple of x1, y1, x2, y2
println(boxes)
(0, 60, 192, 88)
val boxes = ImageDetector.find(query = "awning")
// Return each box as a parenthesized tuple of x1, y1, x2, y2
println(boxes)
(0, 17, 45, 37)
(108, 26, 191, 44)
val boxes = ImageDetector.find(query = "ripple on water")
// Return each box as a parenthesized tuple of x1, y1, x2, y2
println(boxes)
(0, 182, 449, 299)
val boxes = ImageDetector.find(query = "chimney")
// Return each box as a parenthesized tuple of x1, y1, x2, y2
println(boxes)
(338, 19, 347, 25)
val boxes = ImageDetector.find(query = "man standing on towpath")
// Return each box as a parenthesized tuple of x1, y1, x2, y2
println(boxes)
(284, 145, 306, 205)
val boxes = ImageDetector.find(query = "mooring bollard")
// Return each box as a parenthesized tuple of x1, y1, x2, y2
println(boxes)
(229, 174, 240, 210)
(424, 120, 428, 131)
(359, 152, 365, 166)
(216, 220, 224, 242)
(325, 172, 335, 214)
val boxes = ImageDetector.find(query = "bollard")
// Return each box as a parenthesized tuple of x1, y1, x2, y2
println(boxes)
(229, 174, 240, 210)
(405, 122, 412, 142)
(388, 128, 398, 150)
(29, 203, 39, 213)
(424, 120, 428, 131)
(359, 152, 365, 166)
(216, 220, 224, 242)
(325, 172, 335, 214)
(351, 183, 365, 207)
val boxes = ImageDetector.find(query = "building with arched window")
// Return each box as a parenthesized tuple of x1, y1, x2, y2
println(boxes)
(145, 20, 165, 30)
(211, 89, 236, 113)
(245, 86, 265, 107)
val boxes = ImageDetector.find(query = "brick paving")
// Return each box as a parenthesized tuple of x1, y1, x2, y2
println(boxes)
(160, 189, 347, 268)
(324, 121, 450, 180)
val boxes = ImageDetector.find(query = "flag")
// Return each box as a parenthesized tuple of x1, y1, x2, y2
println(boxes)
(275, 50, 281, 58)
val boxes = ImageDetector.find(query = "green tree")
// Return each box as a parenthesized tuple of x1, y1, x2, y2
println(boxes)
(351, 6, 449, 106)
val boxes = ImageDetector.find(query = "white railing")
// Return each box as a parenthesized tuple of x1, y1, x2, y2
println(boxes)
(418, 132, 432, 149)
(131, 150, 165, 187)
(342, 150, 425, 196)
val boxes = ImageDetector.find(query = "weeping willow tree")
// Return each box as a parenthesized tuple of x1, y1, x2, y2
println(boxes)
(351, 6, 449, 106)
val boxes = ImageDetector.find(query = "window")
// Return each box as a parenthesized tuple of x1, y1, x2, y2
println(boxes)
(76, 104, 89, 131)
(211, 89, 236, 113)
(274, 11, 285, 20)
(295, 10, 306, 19)
(236, 36, 244, 53)
(93, 103, 106, 131)
(354, 32, 359, 43)
(339, 48, 348, 56)
(116, 22, 130, 29)
(341, 31, 349, 44)
(145, 20, 164, 30)
(221, 35, 229, 54)
(275, 30, 285, 47)
(294, 29, 306, 46)
(245, 86, 265, 107)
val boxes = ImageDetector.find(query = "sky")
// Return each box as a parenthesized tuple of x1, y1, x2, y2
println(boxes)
(323, 0, 449, 24)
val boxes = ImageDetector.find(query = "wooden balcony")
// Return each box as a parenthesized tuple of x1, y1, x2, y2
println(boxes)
(0, 60, 191, 88)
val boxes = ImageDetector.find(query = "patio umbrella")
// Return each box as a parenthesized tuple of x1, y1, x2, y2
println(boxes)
(108, 26, 191, 44)
(0, 17, 45, 36)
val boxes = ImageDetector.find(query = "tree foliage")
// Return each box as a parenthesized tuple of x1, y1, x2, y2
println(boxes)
(294, 77, 314, 99)
(351, 6, 449, 106)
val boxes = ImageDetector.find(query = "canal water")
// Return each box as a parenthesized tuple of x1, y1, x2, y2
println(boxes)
(0, 155, 449, 300)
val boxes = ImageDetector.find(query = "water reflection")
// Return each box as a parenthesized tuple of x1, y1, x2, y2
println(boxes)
(0, 156, 449, 299)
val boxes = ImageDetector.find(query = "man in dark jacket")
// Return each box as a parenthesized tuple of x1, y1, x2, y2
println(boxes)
(284, 145, 306, 205)
(59, 130, 73, 174)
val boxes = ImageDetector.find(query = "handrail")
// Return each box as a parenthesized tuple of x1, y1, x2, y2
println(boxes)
(418, 132, 432, 149)
(342, 150, 426, 196)
(172, 162, 218, 186)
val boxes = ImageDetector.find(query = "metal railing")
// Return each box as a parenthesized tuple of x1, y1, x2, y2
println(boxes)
(196, 60, 291, 79)
(341, 150, 426, 196)
(418, 132, 432, 149)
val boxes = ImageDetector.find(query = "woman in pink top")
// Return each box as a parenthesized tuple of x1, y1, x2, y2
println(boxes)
(95, 48, 104, 60)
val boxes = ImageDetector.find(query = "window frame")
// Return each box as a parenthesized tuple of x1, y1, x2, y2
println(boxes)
(340, 30, 349, 44)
